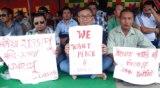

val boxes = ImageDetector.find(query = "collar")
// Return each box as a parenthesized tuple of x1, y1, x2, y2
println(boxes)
(60, 18, 74, 24)
(115, 26, 136, 35)
(34, 27, 52, 33)
(3, 21, 15, 28)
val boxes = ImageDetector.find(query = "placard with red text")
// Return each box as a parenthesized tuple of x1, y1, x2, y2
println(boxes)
(113, 47, 160, 85)
(0, 34, 58, 84)
(69, 25, 103, 75)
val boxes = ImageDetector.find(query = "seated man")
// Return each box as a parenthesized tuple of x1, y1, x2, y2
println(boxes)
(55, 7, 78, 46)
(0, 7, 23, 36)
(60, 8, 113, 80)
(135, 1, 160, 47)
(107, 9, 155, 72)
(26, 13, 61, 65)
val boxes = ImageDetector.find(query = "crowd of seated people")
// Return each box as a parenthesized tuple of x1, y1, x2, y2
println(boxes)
(0, 1, 160, 80)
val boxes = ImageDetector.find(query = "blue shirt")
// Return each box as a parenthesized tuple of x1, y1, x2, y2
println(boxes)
(0, 21, 23, 36)
(55, 18, 78, 37)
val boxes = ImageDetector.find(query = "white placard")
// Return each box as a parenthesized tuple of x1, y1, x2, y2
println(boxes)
(113, 47, 160, 85)
(0, 34, 58, 84)
(69, 25, 103, 75)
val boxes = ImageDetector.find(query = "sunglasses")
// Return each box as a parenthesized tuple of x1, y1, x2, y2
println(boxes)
(34, 21, 45, 25)
(0, 14, 7, 17)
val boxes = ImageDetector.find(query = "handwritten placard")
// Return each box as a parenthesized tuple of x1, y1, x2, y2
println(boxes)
(69, 25, 103, 75)
(0, 34, 58, 84)
(113, 47, 160, 85)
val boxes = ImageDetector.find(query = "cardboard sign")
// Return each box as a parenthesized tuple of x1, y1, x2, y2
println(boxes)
(113, 47, 160, 85)
(69, 25, 103, 75)
(0, 34, 58, 84)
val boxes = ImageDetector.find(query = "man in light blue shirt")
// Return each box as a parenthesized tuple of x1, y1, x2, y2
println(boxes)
(55, 7, 78, 66)
(55, 7, 78, 40)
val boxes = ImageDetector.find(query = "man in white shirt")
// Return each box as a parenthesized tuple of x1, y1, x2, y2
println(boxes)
(135, 1, 160, 47)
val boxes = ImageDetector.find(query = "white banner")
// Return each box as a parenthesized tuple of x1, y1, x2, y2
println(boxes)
(69, 25, 103, 75)
(113, 47, 160, 85)
(0, 34, 58, 84)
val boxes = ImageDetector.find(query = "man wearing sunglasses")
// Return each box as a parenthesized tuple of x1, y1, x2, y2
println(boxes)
(55, 7, 78, 46)
(0, 7, 23, 36)
(26, 13, 61, 64)
(26, 13, 55, 35)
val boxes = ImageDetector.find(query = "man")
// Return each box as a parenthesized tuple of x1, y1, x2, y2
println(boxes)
(26, 13, 61, 66)
(15, 10, 31, 34)
(107, 9, 155, 71)
(55, 7, 78, 46)
(0, 7, 23, 36)
(108, 4, 124, 32)
(0, 7, 23, 79)
(60, 8, 113, 80)
(26, 13, 54, 35)
(38, 6, 54, 29)
(55, 7, 78, 65)
(88, 2, 107, 30)
(135, 1, 160, 47)
(88, 2, 108, 44)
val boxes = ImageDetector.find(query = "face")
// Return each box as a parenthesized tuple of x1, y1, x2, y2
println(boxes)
(143, 5, 152, 14)
(78, 9, 94, 25)
(89, 5, 97, 16)
(62, 9, 72, 20)
(120, 12, 134, 30)
(114, 5, 123, 17)
(33, 16, 46, 31)
(0, 10, 10, 23)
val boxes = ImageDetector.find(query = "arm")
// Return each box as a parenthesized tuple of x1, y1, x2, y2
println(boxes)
(150, 8, 160, 23)
(137, 30, 155, 48)
(64, 43, 69, 56)
(135, 15, 159, 34)
(102, 44, 108, 55)
(140, 25, 159, 34)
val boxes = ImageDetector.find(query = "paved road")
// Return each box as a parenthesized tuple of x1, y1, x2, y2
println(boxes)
(116, 80, 160, 88)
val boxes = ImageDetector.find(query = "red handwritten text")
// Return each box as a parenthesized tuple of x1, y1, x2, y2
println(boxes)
(77, 30, 91, 39)
(115, 49, 133, 57)
(136, 70, 153, 77)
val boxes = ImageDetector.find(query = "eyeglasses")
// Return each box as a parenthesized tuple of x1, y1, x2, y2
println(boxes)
(78, 15, 93, 19)
(0, 14, 7, 17)
(34, 21, 45, 25)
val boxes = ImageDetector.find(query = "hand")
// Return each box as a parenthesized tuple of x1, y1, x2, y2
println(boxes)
(55, 46, 61, 55)
(102, 44, 108, 55)
(155, 28, 159, 34)
(65, 43, 69, 55)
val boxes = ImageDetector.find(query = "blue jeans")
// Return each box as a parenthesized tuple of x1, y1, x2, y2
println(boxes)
(151, 39, 158, 48)
(59, 55, 113, 74)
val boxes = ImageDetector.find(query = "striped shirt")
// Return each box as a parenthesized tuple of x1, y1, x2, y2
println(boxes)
(107, 26, 155, 54)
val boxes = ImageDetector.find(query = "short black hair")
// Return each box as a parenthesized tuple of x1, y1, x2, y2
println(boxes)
(1, 7, 13, 15)
(120, 9, 134, 17)
(143, 1, 155, 8)
(38, 6, 49, 14)
(33, 13, 46, 21)
(16, 10, 25, 16)
(61, 6, 72, 16)
(88, 2, 98, 8)
(114, 4, 124, 11)
(77, 7, 93, 16)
